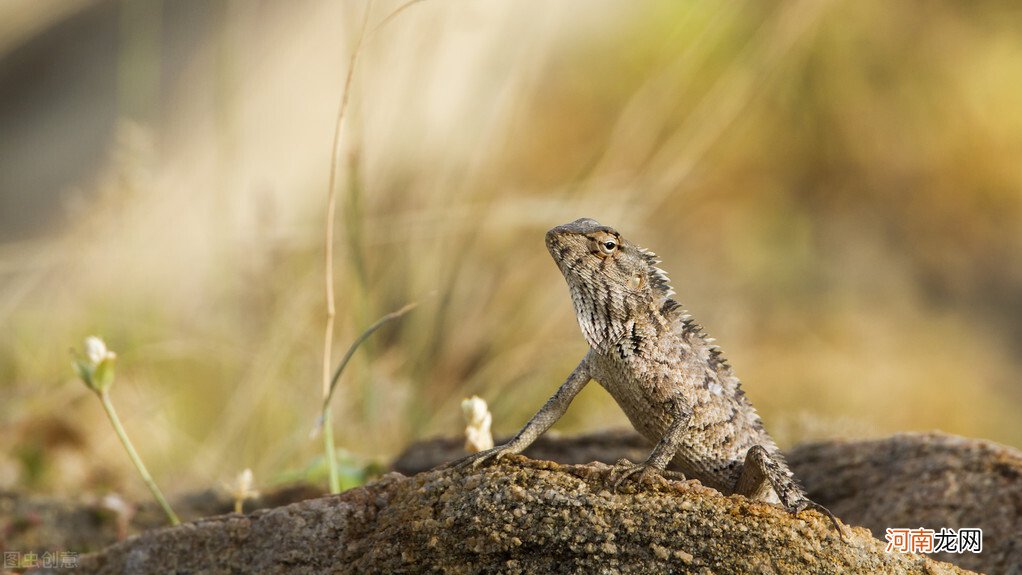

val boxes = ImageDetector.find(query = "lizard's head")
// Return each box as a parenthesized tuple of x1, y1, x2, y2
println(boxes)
(546, 218, 676, 348)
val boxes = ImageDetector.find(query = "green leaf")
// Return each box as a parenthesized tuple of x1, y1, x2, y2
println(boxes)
(73, 359, 94, 389)
(92, 356, 117, 392)
(271, 449, 378, 490)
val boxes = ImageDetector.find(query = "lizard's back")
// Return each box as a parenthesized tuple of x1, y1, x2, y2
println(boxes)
(588, 312, 780, 495)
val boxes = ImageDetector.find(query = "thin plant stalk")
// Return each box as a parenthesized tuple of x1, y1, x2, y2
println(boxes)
(321, 368, 337, 494)
(322, 302, 419, 411)
(321, 412, 339, 492)
(322, 1, 374, 494)
(320, 0, 424, 494)
(98, 390, 180, 525)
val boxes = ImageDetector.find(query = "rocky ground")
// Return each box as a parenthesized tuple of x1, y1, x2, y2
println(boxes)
(3, 431, 1019, 574)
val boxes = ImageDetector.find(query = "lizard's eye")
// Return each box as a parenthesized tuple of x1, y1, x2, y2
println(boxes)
(599, 240, 618, 255)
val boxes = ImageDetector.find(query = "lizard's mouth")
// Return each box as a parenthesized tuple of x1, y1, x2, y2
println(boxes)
(544, 229, 560, 253)
(544, 231, 573, 270)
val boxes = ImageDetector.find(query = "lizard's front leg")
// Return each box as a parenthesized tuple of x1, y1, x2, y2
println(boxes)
(612, 394, 691, 488)
(454, 357, 591, 470)
(733, 445, 845, 539)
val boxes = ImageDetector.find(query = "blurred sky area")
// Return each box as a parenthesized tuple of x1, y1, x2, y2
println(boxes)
(1, 0, 1021, 496)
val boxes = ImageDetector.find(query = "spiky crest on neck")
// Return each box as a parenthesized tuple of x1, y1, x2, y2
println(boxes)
(635, 245, 677, 309)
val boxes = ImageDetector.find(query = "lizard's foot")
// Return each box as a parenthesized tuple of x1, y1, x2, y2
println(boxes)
(451, 444, 518, 471)
(736, 445, 847, 542)
(788, 498, 846, 542)
(609, 458, 660, 491)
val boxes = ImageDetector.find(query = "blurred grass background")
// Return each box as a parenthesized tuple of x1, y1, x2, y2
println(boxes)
(1, 0, 1021, 498)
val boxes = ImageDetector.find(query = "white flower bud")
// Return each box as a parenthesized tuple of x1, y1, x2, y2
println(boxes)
(84, 336, 109, 366)
(224, 468, 260, 514)
(237, 468, 255, 495)
(461, 396, 493, 452)
(461, 396, 487, 426)
(75, 336, 117, 393)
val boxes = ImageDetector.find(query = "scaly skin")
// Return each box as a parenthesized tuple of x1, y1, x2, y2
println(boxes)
(459, 218, 843, 538)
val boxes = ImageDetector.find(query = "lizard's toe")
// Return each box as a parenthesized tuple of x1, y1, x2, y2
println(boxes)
(452, 446, 512, 471)
(610, 460, 658, 491)
(789, 499, 846, 542)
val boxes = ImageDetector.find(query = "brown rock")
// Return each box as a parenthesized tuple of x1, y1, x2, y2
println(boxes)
(392, 430, 1022, 574)
(74, 456, 973, 574)
(788, 432, 1022, 575)
(0, 484, 326, 557)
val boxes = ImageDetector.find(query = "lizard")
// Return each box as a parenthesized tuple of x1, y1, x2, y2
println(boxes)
(458, 218, 844, 538)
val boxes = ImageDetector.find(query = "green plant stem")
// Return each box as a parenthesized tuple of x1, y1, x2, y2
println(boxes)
(318, 302, 418, 493)
(323, 302, 419, 410)
(98, 390, 180, 525)
(322, 0, 373, 496)
(323, 406, 341, 493)
(320, 0, 425, 494)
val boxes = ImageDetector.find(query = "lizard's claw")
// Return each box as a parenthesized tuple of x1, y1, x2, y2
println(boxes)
(452, 445, 517, 471)
(789, 499, 846, 542)
(610, 458, 660, 491)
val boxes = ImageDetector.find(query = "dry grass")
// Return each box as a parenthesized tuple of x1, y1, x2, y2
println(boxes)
(1, 0, 1021, 497)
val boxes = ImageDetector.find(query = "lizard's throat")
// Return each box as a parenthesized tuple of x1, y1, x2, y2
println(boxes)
(568, 283, 630, 351)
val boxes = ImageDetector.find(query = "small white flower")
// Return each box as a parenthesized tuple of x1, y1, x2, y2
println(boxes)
(461, 396, 493, 452)
(75, 336, 117, 393)
(84, 336, 109, 365)
(237, 469, 255, 495)
(461, 396, 489, 426)
(224, 468, 260, 513)
(101, 493, 132, 516)
(100, 493, 135, 540)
